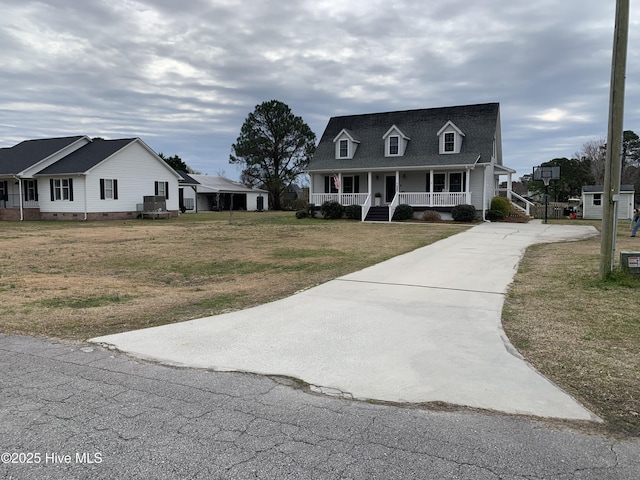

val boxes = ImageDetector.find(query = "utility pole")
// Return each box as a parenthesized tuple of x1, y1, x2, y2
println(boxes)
(600, 0, 629, 279)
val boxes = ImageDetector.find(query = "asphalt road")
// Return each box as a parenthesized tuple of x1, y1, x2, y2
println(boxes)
(1, 335, 638, 480)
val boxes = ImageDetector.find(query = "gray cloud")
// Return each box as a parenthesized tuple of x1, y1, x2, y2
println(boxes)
(0, 0, 638, 180)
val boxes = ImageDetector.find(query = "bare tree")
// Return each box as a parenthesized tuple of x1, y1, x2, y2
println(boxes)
(575, 138, 607, 185)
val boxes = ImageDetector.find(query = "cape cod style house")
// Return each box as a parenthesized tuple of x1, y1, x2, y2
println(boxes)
(0, 135, 181, 220)
(307, 103, 525, 221)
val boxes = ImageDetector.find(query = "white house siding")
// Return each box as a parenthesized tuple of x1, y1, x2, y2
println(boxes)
(85, 142, 179, 214)
(38, 141, 179, 219)
(582, 192, 634, 220)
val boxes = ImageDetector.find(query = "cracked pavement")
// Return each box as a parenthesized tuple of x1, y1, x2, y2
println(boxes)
(1, 335, 639, 479)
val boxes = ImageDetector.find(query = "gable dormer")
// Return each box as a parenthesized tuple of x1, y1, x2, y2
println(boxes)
(382, 125, 410, 157)
(437, 121, 465, 154)
(333, 129, 360, 159)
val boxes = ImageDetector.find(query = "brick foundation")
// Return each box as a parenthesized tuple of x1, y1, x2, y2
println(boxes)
(1, 209, 178, 221)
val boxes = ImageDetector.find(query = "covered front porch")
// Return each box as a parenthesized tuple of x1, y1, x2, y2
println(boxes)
(0, 178, 40, 220)
(309, 169, 474, 221)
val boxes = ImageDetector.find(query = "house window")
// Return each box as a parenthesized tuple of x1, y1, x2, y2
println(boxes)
(389, 136, 399, 155)
(449, 173, 466, 192)
(593, 193, 602, 206)
(444, 132, 455, 152)
(50, 178, 74, 201)
(324, 176, 338, 193)
(0, 180, 7, 203)
(23, 180, 38, 201)
(100, 179, 119, 200)
(342, 176, 360, 194)
(433, 173, 446, 192)
(339, 139, 349, 158)
(155, 181, 169, 199)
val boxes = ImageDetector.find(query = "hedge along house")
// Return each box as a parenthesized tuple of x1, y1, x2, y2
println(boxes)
(0, 135, 181, 220)
(306, 103, 527, 221)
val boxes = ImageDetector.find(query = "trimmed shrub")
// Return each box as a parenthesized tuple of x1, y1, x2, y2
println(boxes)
(422, 210, 442, 222)
(320, 201, 345, 219)
(345, 204, 362, 220)
(307, 203, 317, 218)
(295, 210, 308, 219)
(451, 204, 477, 222)
(392, 204, 414, 221)
(486, 209, 504, 222)
(490, 196, 511, 218)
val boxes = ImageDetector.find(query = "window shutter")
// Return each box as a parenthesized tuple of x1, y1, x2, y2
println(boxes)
(23, 181, 28, 201)
(68, 178, 74, 201)
(100, 179, 105, 200)
(2, 181, 7, 201)
(34, 181, 38, 201)
(155, 181, 159, 195)
(354, 176, 360, 193)
(165, 181, 169, 199)
(324, 176, 330, 193)
(113, 179, 118, 200)
(50, 179, 55, 201)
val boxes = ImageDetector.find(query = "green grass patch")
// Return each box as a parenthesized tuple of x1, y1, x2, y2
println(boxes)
(35, 294, 134, 309)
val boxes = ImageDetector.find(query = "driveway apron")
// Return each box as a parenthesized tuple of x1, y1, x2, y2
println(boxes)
(91, 221, 600, 421)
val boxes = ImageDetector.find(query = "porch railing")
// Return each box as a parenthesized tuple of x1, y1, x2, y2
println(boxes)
(495, 188, 534, 216)
(310, 192, 471, 208)
(0, 194, 39, 209)
(310, 193, 368, 206)
(398, 192, 470, 206)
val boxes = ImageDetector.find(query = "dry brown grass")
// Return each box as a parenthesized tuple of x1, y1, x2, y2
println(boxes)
(503, 219, 640, 437)
(0, 211, 468, 341)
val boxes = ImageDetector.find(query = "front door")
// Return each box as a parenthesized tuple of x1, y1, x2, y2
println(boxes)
(385, 176, 396, 203)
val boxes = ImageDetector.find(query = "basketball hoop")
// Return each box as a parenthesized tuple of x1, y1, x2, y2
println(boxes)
(533, 166, 561, 223)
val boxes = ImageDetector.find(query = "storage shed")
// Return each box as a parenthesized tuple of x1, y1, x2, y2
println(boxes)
(581, 185, 635, 220)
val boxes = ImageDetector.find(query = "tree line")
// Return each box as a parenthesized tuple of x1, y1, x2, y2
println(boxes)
(524, 130, 640, 202)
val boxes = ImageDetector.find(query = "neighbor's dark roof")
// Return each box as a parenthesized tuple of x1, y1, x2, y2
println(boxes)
(35, 138, 136, 175)
(307, 103, 499, 172)
(176, 170, 201, 185)
(0, 136, 86, 175)
(582, 185, 635, 193)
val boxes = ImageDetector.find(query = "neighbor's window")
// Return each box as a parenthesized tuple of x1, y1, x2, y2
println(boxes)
(100, 179, 118, 200)
(51, 178, 73, 201)
(389, 136, 399, 155)
(449, 173, 465, 192)
(339, 139, 349, 158)
(433, 173, 446, 192)
(444, 132, 455, 152)
(593, 193, 602, 206)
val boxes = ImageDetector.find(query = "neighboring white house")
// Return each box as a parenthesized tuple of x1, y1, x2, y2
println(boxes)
(0, 136, 181, 220)
(177, 172, 268, 212)
(582, 185, 635, 220)
(306, 103, 525, 221)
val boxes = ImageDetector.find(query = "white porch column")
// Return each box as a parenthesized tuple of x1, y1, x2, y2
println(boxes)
(338, 172, 343, 204)
(507, 173, 513, 201)
(465, 169, 471, 204)
(395, 171, 400, 194)
(308, 173, 313, 203)
(368, 172, 372, 199)
(429, 170, 434, 206)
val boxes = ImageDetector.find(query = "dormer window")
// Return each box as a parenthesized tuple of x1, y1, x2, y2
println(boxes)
(437, 121, 465, 154)
(339, 139, 349, 158)
(389, 136, 399, 155)
(383, 125, 409, 157)
(444, 132, 455, 152)
(333, 129, 360, 159)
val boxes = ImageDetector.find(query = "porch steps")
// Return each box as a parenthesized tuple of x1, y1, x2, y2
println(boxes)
(364, 206, 389, 222)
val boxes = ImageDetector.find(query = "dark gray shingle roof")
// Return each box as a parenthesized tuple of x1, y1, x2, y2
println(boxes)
(308, 103, 499, 171)
(0, 136, 86, 175)
(582, 185, 635, 193)
(35, 138, 136, 175)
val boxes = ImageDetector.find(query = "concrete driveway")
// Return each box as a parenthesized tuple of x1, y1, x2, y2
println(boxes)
(91, 221, 600, 421)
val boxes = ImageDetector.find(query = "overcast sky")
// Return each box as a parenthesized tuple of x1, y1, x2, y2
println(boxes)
(1, 0, 639, 181)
